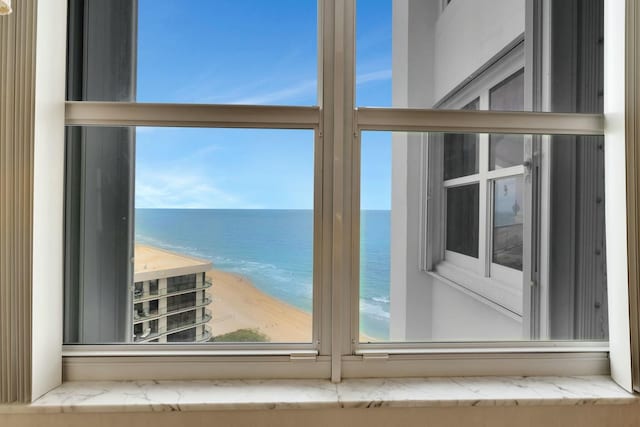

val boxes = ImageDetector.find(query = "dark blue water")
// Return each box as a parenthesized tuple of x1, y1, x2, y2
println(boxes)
(135, 209, 391, 339)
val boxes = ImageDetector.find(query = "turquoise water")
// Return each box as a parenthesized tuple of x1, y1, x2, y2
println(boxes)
(135, 209, 391, 340)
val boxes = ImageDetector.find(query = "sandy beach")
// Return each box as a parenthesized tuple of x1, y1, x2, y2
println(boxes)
(206, 269, 313, 342)
(135, 244, 375, 342)
(207, 268, 376, 342)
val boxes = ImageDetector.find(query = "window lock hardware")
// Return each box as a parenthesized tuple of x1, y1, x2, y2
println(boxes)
(362, 353, 390, 361)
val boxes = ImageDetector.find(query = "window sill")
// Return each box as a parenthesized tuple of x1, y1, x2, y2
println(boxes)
(0, 376, 634, 414)
(428, 265, 522, 319)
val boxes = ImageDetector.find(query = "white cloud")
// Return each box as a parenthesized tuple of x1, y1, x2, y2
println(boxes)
(206, 69, 389, 105)
(135, 169, 260, 209)
(230, 79, 317, 105)
(356, 69, 392, 85)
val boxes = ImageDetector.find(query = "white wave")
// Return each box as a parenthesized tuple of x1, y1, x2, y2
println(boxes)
(135, 235, 212, 262)
(360, 300, 390, 320)
(371, 296, 390, 304)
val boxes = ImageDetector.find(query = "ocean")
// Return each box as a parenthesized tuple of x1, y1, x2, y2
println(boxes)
(135, 209, 391, 340)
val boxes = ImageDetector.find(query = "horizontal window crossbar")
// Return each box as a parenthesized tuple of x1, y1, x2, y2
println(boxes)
(443, 175, 480, 187)
(65, 102, 321, 129)
(486, 165, 526, 180)
(62, 346, 319, 357)
(356, 341, 609, 354)
(356, 108, 604, 135)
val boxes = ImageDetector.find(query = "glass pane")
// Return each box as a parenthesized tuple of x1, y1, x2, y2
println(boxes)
(443, 99, 479, 180)
(359, 131, 392, 341)
(356, 0, 603, 113)
(490, 134, 524, 170)
(446, 185, 480, 258)
(490, 70, 525, 111)
(360, 131, 607, 342)
(444, 134, 479, 179)
(489, 72, 525, 169)
(493, 176, 524, 271)
(64, 127, 314, 344)
(67, 0, 318, 105)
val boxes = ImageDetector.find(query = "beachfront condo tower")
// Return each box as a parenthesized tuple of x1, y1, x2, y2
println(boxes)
(133, 245, 213, 343)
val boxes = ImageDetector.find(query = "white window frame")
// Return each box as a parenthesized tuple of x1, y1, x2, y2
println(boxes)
(50, 0, 634, 394)
(62, 103, 331, 377)
(427, 44, 528, 314)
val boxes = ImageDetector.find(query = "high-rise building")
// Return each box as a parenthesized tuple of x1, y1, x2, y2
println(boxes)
(133, 245, 213, 343)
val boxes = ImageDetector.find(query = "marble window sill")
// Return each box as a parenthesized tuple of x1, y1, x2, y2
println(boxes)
(0, 376, 635, 414)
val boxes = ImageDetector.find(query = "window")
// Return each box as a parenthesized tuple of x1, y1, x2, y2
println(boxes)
(437, 67, 528, 297)
(445, 184, 479, 259)
(58, 0, 624, 384)
(356, 0, 607, 345)
(64, 0, 319, 347)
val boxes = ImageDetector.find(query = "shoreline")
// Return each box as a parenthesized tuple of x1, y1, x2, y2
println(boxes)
(206, 269, 313, 342)
(207, 268, 377, 342)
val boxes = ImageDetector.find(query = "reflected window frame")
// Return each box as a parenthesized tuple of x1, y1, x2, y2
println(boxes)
(427, 43, 527, 312)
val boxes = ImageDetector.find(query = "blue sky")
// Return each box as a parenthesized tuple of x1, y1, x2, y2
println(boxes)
(136, 0, 392, 210)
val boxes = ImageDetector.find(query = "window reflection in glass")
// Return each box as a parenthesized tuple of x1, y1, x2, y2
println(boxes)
(490, 70, 525, 170)
(490, 134, 524, 170)
(492, 176, 523, 271)
(446, 184, 479, 258)
(444, 99, 479, 180)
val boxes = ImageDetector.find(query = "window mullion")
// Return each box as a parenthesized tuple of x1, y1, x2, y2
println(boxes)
(479, 134, 490, 277)
(320, 0, 356, 383)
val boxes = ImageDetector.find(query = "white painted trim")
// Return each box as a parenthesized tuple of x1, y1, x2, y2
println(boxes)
(490, 262, 524, 289)
(443, 174, 480, 187)
(604, 0, 633, 392)
(434, 260, 523, 316)
(424, 270, 522, 322)
(487, 165, 525, 180)
(443, 251, 482, 276)
(31, 0, 67, 402)
(538, 135, 552, 339)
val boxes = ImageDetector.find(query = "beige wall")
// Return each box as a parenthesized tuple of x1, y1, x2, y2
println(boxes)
(3, 404, 640, 427)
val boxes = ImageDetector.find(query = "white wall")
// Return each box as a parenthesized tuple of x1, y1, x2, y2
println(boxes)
(430, 280, 521, 340)
(434, 0, 525, 102)
(390, 0, 439, 340)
